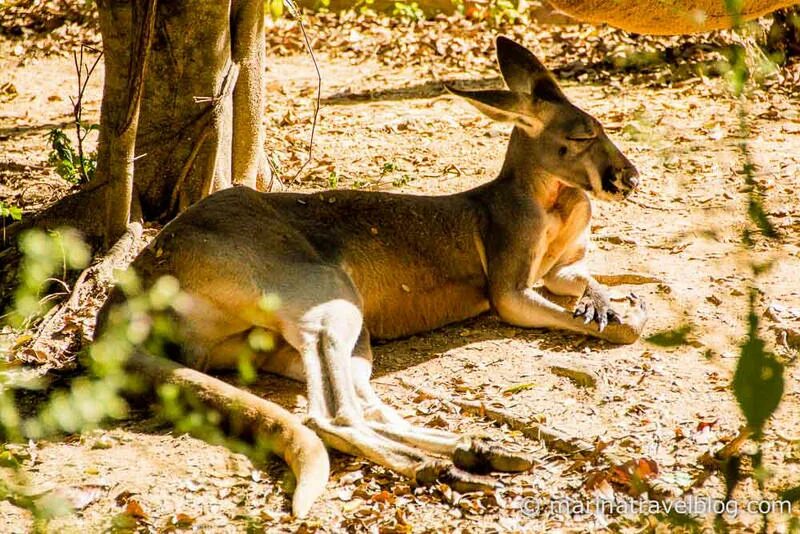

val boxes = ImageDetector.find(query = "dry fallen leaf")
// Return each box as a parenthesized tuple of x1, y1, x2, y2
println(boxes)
(696, 419, 717, 432)
(125, 499, 148, 520)
(370, 489, 397, 505)
(114, 490, 135, 507)
(164, 512, 195, 529)
(502, 382, 536, 395)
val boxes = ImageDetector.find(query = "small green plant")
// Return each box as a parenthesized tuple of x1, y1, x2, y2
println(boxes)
(327, 170, 340, 188)
(45, 45, 102, 187)
(392, 174, 411, 187)
(0, 201, 22, 222)
(46, 127, 97, 185)
(458, 0, 519, 26)
(392, 1, 424, 22)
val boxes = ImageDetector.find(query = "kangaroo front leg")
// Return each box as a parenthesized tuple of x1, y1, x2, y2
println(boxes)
(495, 286, 646, 344)
(543, 261, 620, 332)
(488, 221, 647, 344)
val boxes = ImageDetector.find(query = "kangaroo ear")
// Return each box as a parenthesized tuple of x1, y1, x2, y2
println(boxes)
(495, 36, 565, 102)
(444, 85, 533, 123)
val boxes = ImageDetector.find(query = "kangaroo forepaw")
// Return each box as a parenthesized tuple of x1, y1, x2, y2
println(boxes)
(575, 286, 619, 332)
(415, 460, 499, 493)
(601, 292, 648, 344)
(625, 292, 647, 322)
(453, 437, 534, 474)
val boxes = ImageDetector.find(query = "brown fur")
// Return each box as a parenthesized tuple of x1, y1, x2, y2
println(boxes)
(96, 36, 648, 517)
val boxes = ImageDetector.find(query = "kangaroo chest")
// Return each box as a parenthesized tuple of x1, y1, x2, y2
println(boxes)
(530, 194, 592, 283)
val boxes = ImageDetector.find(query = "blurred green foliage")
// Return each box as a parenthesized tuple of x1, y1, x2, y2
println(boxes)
(392, 1, 424, 21)
(0, 227, 282, 528)
(7, 228, 90, 330)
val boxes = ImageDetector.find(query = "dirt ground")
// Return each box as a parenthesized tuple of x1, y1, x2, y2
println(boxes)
(1, 9, 800, 534)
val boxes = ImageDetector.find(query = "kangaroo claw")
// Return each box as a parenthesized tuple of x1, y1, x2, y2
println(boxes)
(415, 461, 499, 493)
(453, 438, 534, 474)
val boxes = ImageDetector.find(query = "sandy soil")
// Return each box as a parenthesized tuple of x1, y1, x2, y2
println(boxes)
(1, 14, 800, 533)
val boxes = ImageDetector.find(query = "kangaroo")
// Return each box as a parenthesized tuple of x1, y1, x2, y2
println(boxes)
(95, 36, 647, 517)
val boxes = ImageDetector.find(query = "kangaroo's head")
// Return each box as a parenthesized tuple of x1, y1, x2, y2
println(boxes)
(446, 36, 639, 201)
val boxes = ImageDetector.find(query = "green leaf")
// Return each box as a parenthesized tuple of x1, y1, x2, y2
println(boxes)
(732, 309, 784, 437)
(268, 0, 283, 19)
(0, 201, 23, 221)
(780, 484, 800, 504)
(0, 450, 20, 468)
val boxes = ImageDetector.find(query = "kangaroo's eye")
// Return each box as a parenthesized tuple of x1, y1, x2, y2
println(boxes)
(558, 146, 568, 157)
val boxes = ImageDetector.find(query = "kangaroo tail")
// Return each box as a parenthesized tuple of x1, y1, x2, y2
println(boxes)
(125, 349, 329, 517)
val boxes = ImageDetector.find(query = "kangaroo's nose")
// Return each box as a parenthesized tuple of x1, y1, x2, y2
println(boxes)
(620, 167, 639, 190)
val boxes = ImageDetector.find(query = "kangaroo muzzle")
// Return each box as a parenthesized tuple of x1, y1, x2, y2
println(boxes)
(619, 166, 639, 196)
(602, 165, 639, 199)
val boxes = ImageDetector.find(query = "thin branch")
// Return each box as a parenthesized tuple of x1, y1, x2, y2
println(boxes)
(285, 0, 322, 182)
(70, 45, 103, 184)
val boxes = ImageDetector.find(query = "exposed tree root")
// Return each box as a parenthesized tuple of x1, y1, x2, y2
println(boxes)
(25, 222, 145, 367)
(3, 182, 109, 249)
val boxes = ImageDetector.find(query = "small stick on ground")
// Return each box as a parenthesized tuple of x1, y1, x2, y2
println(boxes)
(545, 355, 601, 389)
(398, 378, 620, 461)
(593, 273, 665, 286)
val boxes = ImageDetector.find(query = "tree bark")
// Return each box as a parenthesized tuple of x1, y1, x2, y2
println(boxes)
(44, 0, 275, 243)
(97, 0, 157, 245)
(232, 0, 271, 191)
(129, 1, 235, 219)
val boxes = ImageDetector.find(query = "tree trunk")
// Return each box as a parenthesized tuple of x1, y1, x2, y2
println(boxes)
(110, 0, 272, 222)
(97, 0, 156, 245)
(24, 0, 275, 244)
